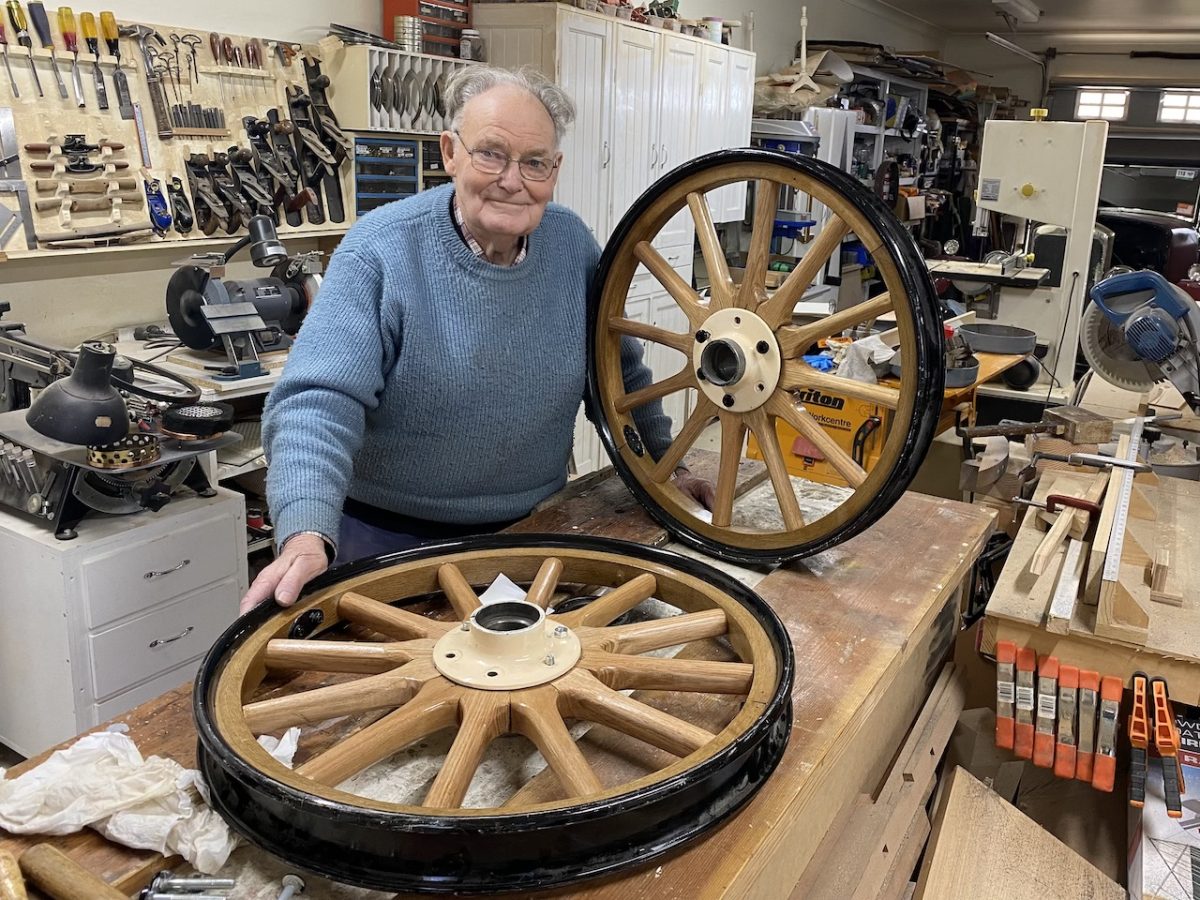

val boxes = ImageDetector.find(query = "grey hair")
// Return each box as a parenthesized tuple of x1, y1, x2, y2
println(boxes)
(445, 65, 576, 146)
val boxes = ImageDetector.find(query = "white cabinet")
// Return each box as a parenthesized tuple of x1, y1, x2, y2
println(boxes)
(555, 13, 614, 241)
(0, 490, 247, 755)
(477, 3, 754, 472)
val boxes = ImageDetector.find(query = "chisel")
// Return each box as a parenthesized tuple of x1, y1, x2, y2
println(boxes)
(100, 11, 132, 119)
(4, 2, 40, 96)
(57, 6, 83, 106)
(80, 13, 105, 108)
(0, 22, 17, 96)
(25, 2, 66, 98)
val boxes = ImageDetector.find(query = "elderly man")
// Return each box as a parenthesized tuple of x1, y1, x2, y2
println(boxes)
(241, 66, 711, 614)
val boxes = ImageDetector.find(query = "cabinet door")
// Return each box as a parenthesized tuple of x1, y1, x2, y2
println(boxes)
(720, 51, 756, 222)
(609, 25, 661, 234)
(556, 13, 613, 241)
(654, 34, 700, 249)
(697, 45, 730, 222)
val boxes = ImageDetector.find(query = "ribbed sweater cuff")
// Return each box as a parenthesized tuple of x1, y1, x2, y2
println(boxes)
(273, 497, 344, 553)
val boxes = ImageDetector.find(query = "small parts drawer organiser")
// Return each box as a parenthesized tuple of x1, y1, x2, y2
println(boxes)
(354, 137, 418, 214)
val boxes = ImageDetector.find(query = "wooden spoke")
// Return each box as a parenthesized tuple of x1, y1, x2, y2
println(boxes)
(777, 292, 894, 358)
(582, 609, 728, 655)
(634, 241, 707, 329)
(437, 564, 483, 619)
(553, 572, 657, 628)
(712, 412, 748, 528)
(767, 393, 868, 488)
(687, 191, 734, 310)
(296, 678, 460, 786)
(423, 691, 510, 808)
(524, 557, 563, 609)
(779, 363, 901, 410)
(338, 592, 452, 641)
(557, 670, 715, 757)
(582, 651, 754, 695)
(243, 659, 438, 734)
(737, 179, 780, 309)
(510, 686, 602, 799)
(263, 638, 430, 674)
(614, 366, 694, 415)
(756, 215, 851, 328)
(745, 408, 805, 531)
(607, 317, 693, 354)
(649, 398, 719, 483)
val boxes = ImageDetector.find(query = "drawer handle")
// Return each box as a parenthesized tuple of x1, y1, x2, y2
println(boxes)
(148, 625, 194, 650)
(144, 559, 191, 580)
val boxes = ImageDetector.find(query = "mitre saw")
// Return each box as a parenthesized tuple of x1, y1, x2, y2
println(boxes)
(166, 215, 322, 380)
(1082, 269, 1200, 412)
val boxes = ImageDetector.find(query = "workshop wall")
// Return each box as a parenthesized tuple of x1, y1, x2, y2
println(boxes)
(0, 0, 376, 345)
(685, 0, 948, 75)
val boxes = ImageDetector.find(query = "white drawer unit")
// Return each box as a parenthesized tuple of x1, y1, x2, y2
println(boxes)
(0, 490, 247, 756)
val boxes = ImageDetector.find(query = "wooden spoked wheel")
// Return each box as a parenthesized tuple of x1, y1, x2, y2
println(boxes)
(195, 535, 793, 893)
(588, 149, 944, 564)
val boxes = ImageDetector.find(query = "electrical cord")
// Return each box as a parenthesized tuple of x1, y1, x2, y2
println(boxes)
(1045, 271, 1080, 408)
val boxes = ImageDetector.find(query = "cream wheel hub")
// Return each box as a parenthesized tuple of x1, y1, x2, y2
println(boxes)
(433, 600, 581, 689)
(693, 308, 782, 413)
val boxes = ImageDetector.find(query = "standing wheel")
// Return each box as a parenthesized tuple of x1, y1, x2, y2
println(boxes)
(195, 535, 793, 893)
(588, 148, 944, 564)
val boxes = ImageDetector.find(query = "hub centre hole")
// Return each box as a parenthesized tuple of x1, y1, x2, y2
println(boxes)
(474, 601, 543, 634)
(699, 339, 746, 387)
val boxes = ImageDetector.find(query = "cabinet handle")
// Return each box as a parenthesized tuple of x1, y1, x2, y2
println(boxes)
(661, 143, 668, 168)
(602, 141, 610, 168)
(148, 625, 194, 650)
(144, 558, 191, 580)
(650, 143, 658, 167)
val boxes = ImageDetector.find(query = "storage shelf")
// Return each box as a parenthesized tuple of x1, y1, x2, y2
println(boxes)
(0, 225, 349, 263)
(247, 536, 274, 554)
(217, 456, 267, 482)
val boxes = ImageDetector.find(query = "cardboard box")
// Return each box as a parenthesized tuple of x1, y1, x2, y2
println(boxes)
(1129, 701, 1200, 899)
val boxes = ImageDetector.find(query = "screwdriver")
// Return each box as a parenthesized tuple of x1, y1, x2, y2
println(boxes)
(26, 2, 66, 98)
(208, 31, 227, 103)
(0, 22, 17, 97)
(4, 1, 40, 96)
(80, 12, 106, 109)
(221, 34, 237, 99)
(57, 6, 84, 106)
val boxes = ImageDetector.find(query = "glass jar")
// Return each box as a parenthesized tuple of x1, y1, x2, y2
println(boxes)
(460, 29, 484, 62)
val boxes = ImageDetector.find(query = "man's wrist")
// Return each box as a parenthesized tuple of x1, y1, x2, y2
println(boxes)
(282, 530, 337, 563)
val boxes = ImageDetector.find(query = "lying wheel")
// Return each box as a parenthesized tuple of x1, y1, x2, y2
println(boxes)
(195, 535, 793, 893)
(588, 148, 944, 564)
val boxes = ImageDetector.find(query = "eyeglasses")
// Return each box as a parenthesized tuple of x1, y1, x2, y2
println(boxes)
(454, 131, 560, 182)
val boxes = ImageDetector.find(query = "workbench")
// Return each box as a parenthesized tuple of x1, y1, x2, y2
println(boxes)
(0, 469, 995, 899)
(983, 474, 1200, 700)
(882, 350, 1027, 436)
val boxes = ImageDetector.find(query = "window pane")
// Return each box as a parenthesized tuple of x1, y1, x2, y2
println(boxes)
(1163, 94, 1188, 107)
(1102, 92, 1125, 105)
(1162, 107, 1186, 122)
(1079, 91, 1104, 104)
(1077, 104, 1101, 117)
(1187, 108, 1200, 123)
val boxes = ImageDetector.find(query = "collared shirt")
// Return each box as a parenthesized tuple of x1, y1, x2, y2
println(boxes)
(451, 193, 528, 266)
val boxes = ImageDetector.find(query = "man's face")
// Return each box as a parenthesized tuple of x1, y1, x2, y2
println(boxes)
(441, 85, 562, 245)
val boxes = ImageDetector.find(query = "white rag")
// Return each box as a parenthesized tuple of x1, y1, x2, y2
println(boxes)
(838, 334, 896, 383)
(0, 725, 300, 874)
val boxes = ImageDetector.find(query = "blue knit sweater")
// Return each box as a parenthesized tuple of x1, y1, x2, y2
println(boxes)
(263, 185, 673, 548)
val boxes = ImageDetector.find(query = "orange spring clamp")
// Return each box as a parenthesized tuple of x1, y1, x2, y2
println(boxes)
(1033, 655, 1060, 769)
(1014, 647, 1038, 760)
(1055, 665, 1079, 779)
(1151, 677, 1185, 818)
(995, 641, 1017, 750)
(1075, 669, 1100, 783)
(1129, 673, 1150, 808)
(1092, 675, 1123, 793)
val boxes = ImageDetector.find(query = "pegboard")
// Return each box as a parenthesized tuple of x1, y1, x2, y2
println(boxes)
(0, 9, 355, 259)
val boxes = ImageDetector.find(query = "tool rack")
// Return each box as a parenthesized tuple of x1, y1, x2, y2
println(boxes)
(0, 9, 355, 260)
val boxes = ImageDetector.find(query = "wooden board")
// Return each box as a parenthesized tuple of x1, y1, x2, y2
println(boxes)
(913, 767, 1123, 900)
(986, 475, 1200, 695)
(0, 478, 995, 900)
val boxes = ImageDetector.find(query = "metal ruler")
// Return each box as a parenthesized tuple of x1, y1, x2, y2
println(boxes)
(132, 101, 152, 168)
(1101, 416, 1146, 583)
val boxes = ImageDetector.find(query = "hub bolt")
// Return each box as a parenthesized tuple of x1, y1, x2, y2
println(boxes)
(554, 625, 568, 638)
(544, 654, 556, 666)
(460, 621, 470, 632)
(723, 395, 735, 408)
(756, 340, 770, 354)
(695, 330, 710, 343)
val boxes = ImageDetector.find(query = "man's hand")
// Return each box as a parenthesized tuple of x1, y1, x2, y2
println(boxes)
(674, 468, 716, 511)
(239, 533, 329, 615)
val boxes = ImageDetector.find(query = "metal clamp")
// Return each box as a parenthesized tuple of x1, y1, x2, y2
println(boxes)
(145, 558, 190, 579)
(148, 625, 194, 649)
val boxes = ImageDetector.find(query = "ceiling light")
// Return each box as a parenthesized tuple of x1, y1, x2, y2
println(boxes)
(992, 0, 1042, 25)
